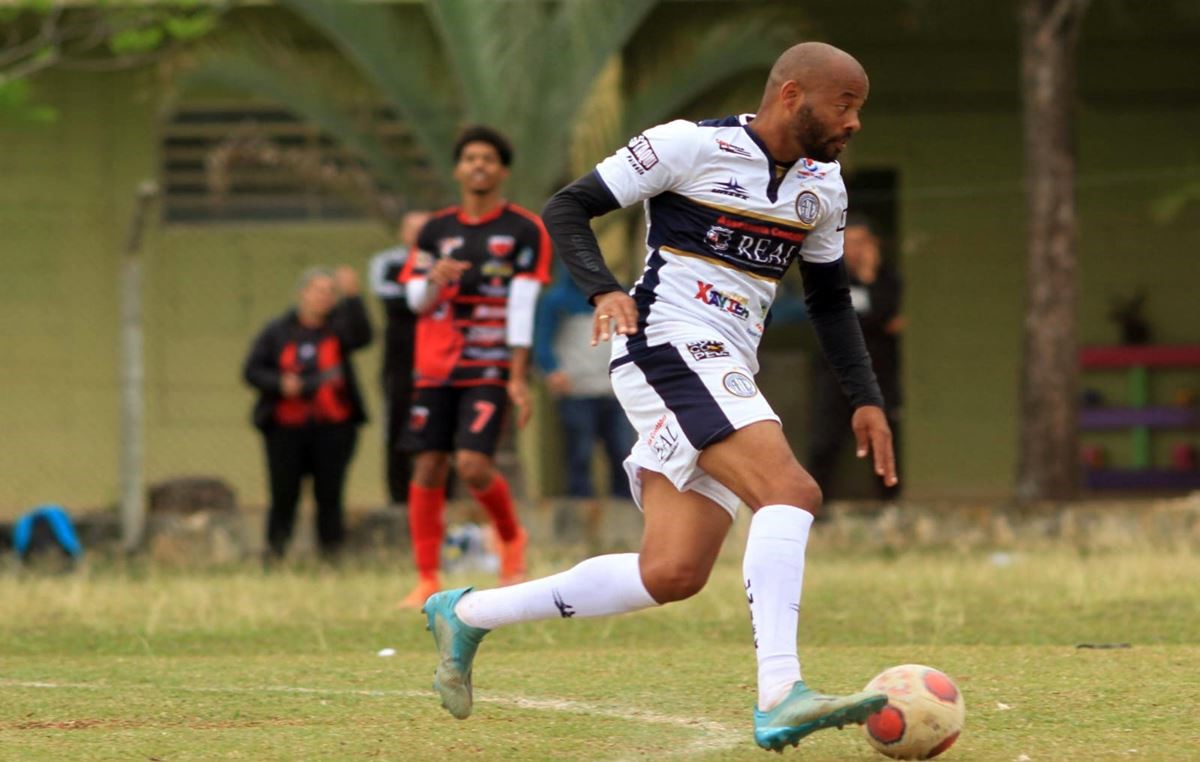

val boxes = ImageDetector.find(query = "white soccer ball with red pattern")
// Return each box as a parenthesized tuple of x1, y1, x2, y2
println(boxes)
(862, 664, 965, 760)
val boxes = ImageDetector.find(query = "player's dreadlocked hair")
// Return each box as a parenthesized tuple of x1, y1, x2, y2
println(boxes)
(453, 125, 514, 167)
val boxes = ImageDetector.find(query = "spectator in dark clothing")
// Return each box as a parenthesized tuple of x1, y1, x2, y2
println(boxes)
(807, 215, 903, 501)
(369, 211, 431, 508)
(243, 266, 373, 558)
(534, 262, 634, 502)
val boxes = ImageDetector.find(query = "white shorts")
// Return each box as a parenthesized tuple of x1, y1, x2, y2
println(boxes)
(610, 339, 780, 520)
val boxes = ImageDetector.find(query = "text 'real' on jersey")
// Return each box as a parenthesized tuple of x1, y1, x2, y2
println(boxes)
(594, 115, 847, 375)
(401, 203, 552, 388)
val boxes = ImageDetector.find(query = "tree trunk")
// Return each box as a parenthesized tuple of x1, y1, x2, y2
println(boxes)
(1016, 0, 1089, 501)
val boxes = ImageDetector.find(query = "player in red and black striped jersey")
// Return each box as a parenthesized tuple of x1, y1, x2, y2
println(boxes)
(398, 126, 552, 607)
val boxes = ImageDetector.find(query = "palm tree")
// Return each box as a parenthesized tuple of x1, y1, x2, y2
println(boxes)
(180, 0, 799, 222)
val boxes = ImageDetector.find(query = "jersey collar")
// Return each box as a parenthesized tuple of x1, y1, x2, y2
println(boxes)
(739, 114, 798, 205)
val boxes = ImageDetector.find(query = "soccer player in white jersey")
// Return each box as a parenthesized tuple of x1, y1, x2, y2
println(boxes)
(421, 42, 898, 752)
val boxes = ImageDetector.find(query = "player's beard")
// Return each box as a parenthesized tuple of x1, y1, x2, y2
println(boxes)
(795, 104, 848, 163)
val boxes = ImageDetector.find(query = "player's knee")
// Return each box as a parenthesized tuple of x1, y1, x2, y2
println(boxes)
(454, 451, 494, 489)
(639, 558, 711, 603)
(412, 453, 449, 488)
(748, 466, 823, 514)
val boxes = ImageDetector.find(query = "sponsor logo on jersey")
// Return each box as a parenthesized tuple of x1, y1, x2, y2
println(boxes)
(795, 158, 826, 179)
(481, 259, 514, 279)
(487, 235, 515, 258)
(836, 208, 847, 232)
(722, 371, 758, 398)
(438, 236, 465, 258)
(795, 191, 821, 226)
(646, 414, 681, 463)
(686, 340, 730, 361)
(716, 138, 754, 158)
(479, 282, 509, 298)
(709, 215, 807, 271)
(705, 225, 734, 253)
(516, 245, 535, 269)
(711, 177, 750, 200)
(623, 134, 660, 174)
(694, 281, 750, 320)
(473, 304, 508, 320)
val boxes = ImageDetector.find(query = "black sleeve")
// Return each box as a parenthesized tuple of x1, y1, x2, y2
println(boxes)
(242, 322, 282, 393)
(799, 258, 886, 409)
(541, 170, 624, 302)
(330, 295, 373, 352)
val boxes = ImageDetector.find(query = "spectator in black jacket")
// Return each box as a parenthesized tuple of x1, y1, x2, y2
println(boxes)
(243, 265, 373, 559)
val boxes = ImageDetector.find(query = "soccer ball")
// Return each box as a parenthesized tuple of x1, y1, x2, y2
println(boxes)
(862, 664, 965, 760)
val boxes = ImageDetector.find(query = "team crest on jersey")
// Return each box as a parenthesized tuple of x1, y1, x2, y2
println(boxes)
(716, 138, 753, 158)
(686, 340, 730, 361)
(705, 225, 734, 253)
(623, 134, 660, 175)
(794, 191, 821, 227)
(438, 236, 465, 257)
(711, 178, 750, 200)
(795, 159, 826, 179)
(722, 371, 758, 398)
(487, 235, 516, 258)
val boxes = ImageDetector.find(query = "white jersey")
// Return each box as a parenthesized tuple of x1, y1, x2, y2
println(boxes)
(595, 115, 847, 374)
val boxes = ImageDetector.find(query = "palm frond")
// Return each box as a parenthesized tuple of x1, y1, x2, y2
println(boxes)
(177, 46, 441, 213)
(278, 0, 459, 181)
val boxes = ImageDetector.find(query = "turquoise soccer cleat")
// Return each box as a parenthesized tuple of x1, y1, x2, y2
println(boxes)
(753, 681, 888, 752)
(422, 587, 490, 719)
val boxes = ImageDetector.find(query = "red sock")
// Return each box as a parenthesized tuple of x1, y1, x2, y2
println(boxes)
(471, 474, 519, 543)
(408, 483, 445, 578)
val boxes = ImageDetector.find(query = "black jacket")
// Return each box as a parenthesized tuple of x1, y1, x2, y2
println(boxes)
(242, 297, 373, 431)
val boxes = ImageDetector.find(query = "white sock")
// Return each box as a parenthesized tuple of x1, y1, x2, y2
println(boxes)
(744, 504, 814, 711)
(454, 553, 657, 629)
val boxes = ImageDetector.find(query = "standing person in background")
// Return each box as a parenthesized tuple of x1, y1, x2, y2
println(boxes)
(807, 214, 903, 502)
(369, 210, 432, 510)
(398, 125, 553, 608)
(534, 262, 634, 538)
(243, 266, 373, 560)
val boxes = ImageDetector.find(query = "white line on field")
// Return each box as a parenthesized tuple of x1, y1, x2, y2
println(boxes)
(2, 680, 743, 757)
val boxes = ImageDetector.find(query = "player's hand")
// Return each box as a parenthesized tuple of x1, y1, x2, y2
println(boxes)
(280, 373, 303, 398)
(544, 370, 572, 397)
(592, 291, 638, 346)
(508, 378, 533, 429)
(334, 265, 360, 296)
(852, 405, 898, 487)
(429, 258, 472, 287)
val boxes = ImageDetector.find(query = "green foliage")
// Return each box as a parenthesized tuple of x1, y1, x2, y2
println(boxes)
(0, 78, 57, 122)
(181, 0, 799, 215)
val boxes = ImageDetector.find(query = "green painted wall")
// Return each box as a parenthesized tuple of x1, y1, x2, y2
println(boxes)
(2, 3, 1198, 517)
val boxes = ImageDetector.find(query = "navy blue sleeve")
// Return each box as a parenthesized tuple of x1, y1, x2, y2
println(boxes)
(541, 171, 624, 302)
(799, 258, 886, 409)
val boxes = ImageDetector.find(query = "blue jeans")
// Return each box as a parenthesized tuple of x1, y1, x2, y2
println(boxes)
(557, 396, 635, 499)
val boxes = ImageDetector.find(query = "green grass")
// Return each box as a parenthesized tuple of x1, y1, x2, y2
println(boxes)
(2, 547, 1198, 760)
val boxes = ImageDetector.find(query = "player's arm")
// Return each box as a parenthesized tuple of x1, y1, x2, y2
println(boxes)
(543, 121, 699, 344)
(800, 257, 897, 486)
(506, 277, 541, 429)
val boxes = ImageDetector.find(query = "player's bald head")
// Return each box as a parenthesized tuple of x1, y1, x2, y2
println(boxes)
(763, 42, 866, 102)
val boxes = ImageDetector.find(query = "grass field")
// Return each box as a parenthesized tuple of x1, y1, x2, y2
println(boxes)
(2, 539, 1198, 761)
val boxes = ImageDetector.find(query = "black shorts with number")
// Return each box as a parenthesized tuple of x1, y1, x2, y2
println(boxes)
(402, 384, 508, 456)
